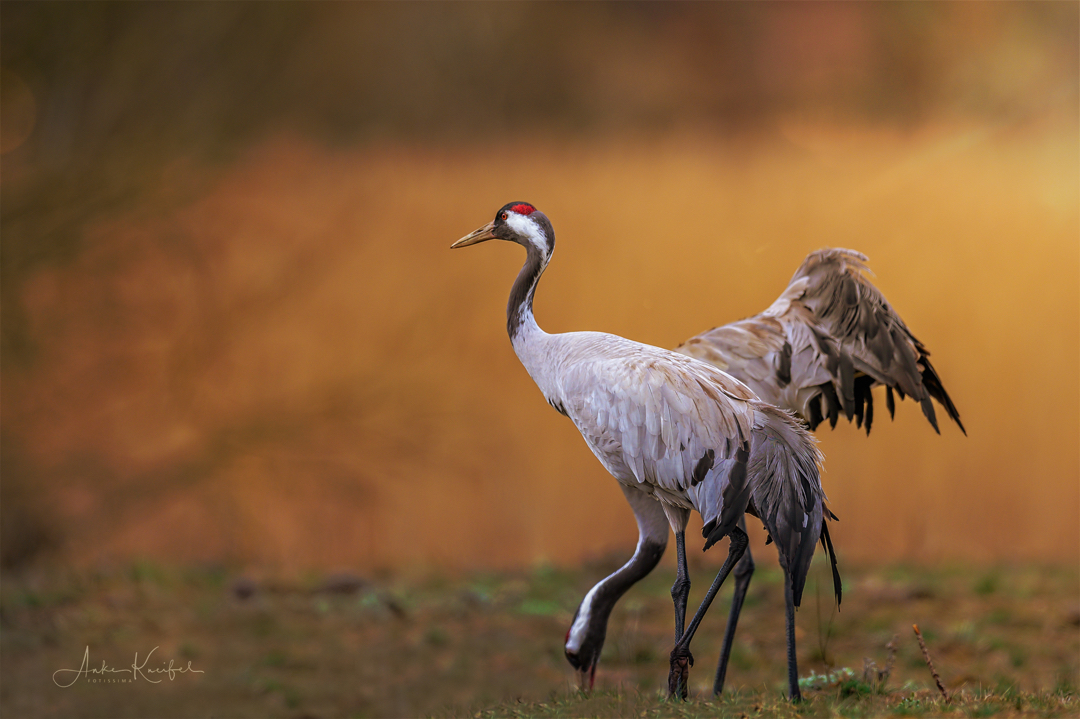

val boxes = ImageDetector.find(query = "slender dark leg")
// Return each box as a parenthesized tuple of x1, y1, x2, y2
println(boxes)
(784, 572, 802, 702)
(670, 530, 690, 642)
(668, 526, 748, 700)
(712, 517, 755, 695)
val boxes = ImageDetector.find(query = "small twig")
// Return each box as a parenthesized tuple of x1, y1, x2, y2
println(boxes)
(862, 657, 876, 684)
(862, 633, 898, 690)
(912, 624, 949, 702)
(882, 633, 897, 680)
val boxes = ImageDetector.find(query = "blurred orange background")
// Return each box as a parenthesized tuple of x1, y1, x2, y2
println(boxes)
(2, 2, 1077, 575)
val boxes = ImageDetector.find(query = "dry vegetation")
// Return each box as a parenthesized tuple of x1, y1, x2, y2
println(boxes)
(1, 560, 1076, 718)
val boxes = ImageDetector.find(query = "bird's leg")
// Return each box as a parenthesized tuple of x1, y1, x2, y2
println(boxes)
(712, 517, 755, 696)
(667, 530, 692, 700)
(668, 525, 748, 700)
(670, 530, 690, 642)
(784, 571, 802, 702)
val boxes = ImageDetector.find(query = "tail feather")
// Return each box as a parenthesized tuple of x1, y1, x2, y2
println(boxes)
(701, 441, 752, 551)
(748, 404, 826, 607)
(820, 520, 842, 606)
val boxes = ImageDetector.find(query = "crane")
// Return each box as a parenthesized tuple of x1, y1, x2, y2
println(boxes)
(452, 202, 841, 701)
(565, 247, 965, 697)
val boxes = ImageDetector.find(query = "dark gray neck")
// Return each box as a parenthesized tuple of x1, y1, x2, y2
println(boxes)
(592, 538, 666, 614)
(506, 242, 546, 341)
(568, 538, 666, 661)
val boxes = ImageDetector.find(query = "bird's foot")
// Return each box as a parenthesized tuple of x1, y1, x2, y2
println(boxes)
(667, 646, 694, 700)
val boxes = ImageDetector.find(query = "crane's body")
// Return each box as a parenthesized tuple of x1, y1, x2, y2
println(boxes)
(453, 202, 839, 700)
(514, 329, 755, 521)
(564, 246, 964, 698)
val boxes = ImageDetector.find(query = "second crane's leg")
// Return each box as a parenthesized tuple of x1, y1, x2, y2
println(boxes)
(784, 571, 802, 702)
(668, 526, 748, 700)
(712, 517, 755, 696)
(671, 530, 690, 642)
(668, 530, 691, 699)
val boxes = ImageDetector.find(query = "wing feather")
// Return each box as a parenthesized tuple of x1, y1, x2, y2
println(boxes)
(675, 248, 963, 435)
(558, 339, 755, 523)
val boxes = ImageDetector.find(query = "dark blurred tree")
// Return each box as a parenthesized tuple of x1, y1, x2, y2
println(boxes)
(0, 1, 1075, 568)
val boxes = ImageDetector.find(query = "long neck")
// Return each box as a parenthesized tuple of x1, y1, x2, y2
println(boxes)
(507, 241, 546, 341)
(565, 534, 666, 654)
(565, 486, 670, 658)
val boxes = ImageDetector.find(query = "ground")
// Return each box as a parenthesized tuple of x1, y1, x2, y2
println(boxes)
(1, 558, 1076, 718)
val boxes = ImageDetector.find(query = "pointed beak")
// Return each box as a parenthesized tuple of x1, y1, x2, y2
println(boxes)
(577, 664, 596, 693)
(451, 221, 497, 249)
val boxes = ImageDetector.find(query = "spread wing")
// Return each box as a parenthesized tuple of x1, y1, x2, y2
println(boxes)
(674, 315, 791, 387)
(675, 248, 964, 436)
(559, 344, 756, 537)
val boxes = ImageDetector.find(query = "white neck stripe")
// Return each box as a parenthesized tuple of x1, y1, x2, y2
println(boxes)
(565, 537, 648, 652)
(505, 212, 548, 259)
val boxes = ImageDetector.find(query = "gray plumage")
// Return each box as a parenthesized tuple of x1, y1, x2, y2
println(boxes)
(550, 332, 824, 594)
(559, 247, 962, 699)
(453, 202, 838, 700)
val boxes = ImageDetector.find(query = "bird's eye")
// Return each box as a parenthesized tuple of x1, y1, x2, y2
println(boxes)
(500, 212, 508, 221)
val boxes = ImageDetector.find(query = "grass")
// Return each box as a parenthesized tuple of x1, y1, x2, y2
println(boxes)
(466, 686, 1078, 719)
(1, 561, 1076, 718)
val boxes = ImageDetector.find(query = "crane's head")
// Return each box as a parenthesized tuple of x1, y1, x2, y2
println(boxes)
(564, 603, 603, 692)
(451, 202, 555, 261)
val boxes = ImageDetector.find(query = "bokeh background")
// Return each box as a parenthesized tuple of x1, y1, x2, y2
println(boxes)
(3, 2, 1078, 578)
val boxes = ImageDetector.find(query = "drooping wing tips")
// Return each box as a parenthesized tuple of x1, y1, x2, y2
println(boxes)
(917, 352, 966, 435)
(795, 248, 922, 396)
(820, 518, 842, 607)
(794, 248, 964, 436)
